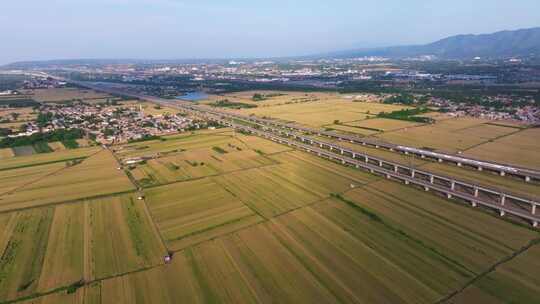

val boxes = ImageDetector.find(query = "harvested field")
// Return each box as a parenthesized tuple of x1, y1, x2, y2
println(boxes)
(0, 149, 134, 212)
(144, 178, 263, 251)
(464, 128, 540, 170)
(326, 124, 380, 136)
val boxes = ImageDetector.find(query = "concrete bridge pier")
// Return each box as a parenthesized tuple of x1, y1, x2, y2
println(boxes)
(477, 166, 483, 171)
(394, 165, 398, 173)
(352, 153, 356, 159)
(500, 210, 506, 217)
(525, 176, 531, 182)
(340, 149, 344, 155)
(405, 180, 410, 185)
(501, 195, 506, 206)
(500, 171, 506, 177)
(474, 187, 479, 197)
(533, 221, 538, 228)
(365, 157, 369, 163)
(411, 170, 416, 178)
(386, 174, 391, 179)
(532, 204, 536, 215)
(471, 201, 477, 207)
(424, 186, 429, 192)
(438, 158, 443, 163)
(450, 181, 456, 190)
(430, 175, 435, 184)
(379, 161, 383, 167)
(447, 193, 452, 199)
(457, 162, 462, 167)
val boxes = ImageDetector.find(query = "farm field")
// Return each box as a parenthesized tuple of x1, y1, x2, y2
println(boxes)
(12, 145, 36, 156)
(464, 128, 540, 170)
(144, 178, 264, 251)
(47, 141, 66, 151)
(449, 243, 540, 303)
(326, 124, 380, 136)
(220, 97, 410, 127)
(24, 88, 111, 103)
(0, 194, 165, 303)
(0, 146, 100, 171)
(114, 129, 236, 159)
(0, 148, 14, 159)
(0, 149, 134, 212)
(344, 118, 423, 131)
(1, 128, 539, 303)
(377, 118, 519, 153)
(129, 147, 276, 187)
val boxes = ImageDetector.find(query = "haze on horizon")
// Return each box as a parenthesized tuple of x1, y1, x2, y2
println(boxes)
(1, 0, 540, 65)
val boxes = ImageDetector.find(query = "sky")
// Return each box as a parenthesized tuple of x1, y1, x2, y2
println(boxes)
(1, 0, 539, 64)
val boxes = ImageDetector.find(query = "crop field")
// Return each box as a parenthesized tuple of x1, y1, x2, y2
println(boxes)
(12, 145, 36, 156)
(0, 146, 99, 171)
(25, 88, 111, 103)
(144, 178, 264, 251)
(47, 142, 66, 151)
(130, 147, 276, 187)
(0, 149, 134, 212)
(0, 194, 165, 303)
(377, 118, 519, 152)
(1, 129, 539, 303)
(326, 124, 380, 136)
(114, 129, 236, 159)
(464, 128, 540, 170)
(344, 118, 424, 131)
(0, 148, 14, 159)
(450, 243, 540, 303)
(219, 97, 410, 127)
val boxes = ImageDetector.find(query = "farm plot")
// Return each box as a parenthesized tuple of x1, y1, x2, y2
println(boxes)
(345, 118, 423, 132)
(0, 150, 134, 212)
(115, 131, 236, 159)
(0, 148, 14, 159)
(0, 146, 100, 171)
(343, 180, 538, 273)
(0, 208, 54, 301)
(46, 142, 66, 152)
(236, 134, 293, 155)
(450, 243, 540, 304)
(0, 162, 67, 204)
(233, 99, 407, 127)
(378, 118, 517, 152)
(12, 145, 36, 156)
(464, 128, 540, 170)
(144, 178, 263, 251)
(88, 194, 167, 279)
(27, 88, 111, 103)
(101, 224, 340, 304)
(326, 124, 380, 136)
(131, 147, 275, 187)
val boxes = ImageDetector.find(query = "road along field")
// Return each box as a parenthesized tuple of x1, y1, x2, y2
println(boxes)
(0, 149, 134, 212)
(0, 194, 166, 303)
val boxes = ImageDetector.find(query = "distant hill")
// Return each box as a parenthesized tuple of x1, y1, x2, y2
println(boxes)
(326, 27, 540, 59)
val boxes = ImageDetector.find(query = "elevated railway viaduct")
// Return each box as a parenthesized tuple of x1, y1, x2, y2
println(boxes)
(63, 80, 540, 227)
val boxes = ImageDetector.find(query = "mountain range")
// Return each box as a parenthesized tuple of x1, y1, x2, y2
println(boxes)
(326, 27, 540, 59)
(3, 27, 540, 67)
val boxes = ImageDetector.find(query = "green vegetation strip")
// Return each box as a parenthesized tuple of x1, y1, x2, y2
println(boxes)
(377, 107, 434, 123)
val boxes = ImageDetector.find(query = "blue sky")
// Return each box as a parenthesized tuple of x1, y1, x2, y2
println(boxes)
(1, 0, 539, 64)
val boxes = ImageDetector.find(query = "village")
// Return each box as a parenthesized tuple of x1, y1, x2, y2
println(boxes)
(27, 101, 211, 144)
